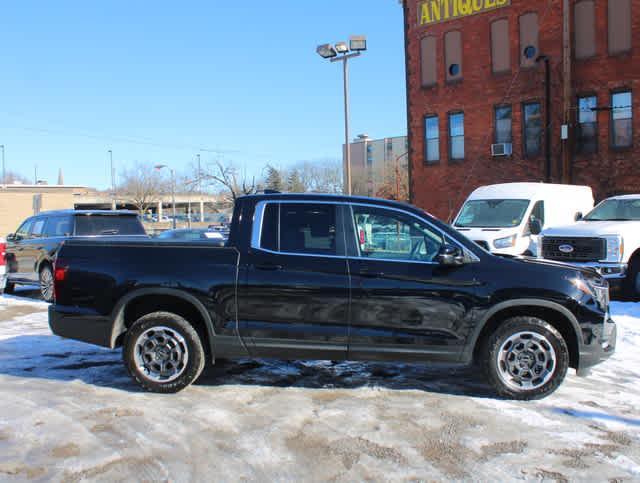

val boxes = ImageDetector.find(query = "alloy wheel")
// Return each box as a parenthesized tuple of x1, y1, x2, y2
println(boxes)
(496, 331, 556, 390)
(133, 326, 189, 383)
(40, 267, 54, 302)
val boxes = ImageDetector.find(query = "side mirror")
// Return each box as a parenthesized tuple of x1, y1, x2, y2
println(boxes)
(6, 233, 15, 242)
(530, 219, 543, 236)
(436, 244, 465, 266)
(575, 212, 583, 221)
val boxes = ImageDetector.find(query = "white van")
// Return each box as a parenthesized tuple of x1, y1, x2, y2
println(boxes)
(453, 183, 593, 256)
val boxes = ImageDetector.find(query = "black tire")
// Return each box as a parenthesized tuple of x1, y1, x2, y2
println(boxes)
(3, 281, 15, 294)
(481, 316, 569, 400)
(39, 264, 55, 303)
(624, 257, 640, 301)
(123, 311, 206, 393)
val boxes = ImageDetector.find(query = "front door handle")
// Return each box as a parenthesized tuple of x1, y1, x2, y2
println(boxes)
(254, 263, 283, 271)
(358, 268, 384, 278)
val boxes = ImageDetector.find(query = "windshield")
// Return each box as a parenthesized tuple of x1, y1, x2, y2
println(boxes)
(455, 199, 530, 228)
(75, 215, 146, 236)
(583, 198, 640, 221)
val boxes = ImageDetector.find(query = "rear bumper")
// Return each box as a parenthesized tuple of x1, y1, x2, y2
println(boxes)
(48, 305, 114, 348)
(578, 316, 616, 372)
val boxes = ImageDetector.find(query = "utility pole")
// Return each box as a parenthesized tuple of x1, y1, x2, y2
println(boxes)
(108, 150, 116, 210)
(537, 55, 552, 183)
(562, 0, 572, 183)
(197, 153, 203, 222)
(0, 145, 5, 185)
(34, 165, 38, 185)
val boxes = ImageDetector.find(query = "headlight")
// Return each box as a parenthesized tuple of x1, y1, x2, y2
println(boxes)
(603, 236, 623, 262)
(571, 273, 609, 310)
(493, 234, 517, 249)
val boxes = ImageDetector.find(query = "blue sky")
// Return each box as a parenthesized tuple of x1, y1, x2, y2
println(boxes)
(0, 1, 407, 189)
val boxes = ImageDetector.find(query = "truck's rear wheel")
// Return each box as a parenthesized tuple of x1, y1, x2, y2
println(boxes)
(624, 257, 640, 301)
(481, 316, 569, 400)
(123, 312, 205, 393)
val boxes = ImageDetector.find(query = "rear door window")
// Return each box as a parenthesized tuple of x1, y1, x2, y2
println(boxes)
(30, 218, 46, 238)
(279, 204, 337, 256)
(44, 216, 74, 237)
(75, 215, 146, 236)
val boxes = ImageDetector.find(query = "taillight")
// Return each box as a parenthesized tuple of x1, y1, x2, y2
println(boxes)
(53, 259, 68, 301)
(0, 242, 6, 266)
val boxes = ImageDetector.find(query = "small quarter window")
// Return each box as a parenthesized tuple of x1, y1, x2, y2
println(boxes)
(260, 203, 279, 251)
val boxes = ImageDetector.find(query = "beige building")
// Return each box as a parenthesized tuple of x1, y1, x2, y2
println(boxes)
(343, 135, 409, 199)
(0, 184, 224, 237)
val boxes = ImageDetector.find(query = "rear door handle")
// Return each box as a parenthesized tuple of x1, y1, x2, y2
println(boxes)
(254, 263, 283, 271)
(358, 267, 384, 278)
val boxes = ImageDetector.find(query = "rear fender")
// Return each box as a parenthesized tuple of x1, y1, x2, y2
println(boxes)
(109, 288, 217, 358)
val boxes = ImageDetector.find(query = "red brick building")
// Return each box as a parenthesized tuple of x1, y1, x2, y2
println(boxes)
(401, 0, 639, 220)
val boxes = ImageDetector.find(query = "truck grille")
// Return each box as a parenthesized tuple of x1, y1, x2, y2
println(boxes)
(542, 237, 606, 262)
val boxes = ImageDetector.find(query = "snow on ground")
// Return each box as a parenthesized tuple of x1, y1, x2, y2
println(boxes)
(0, 294, 639, 481)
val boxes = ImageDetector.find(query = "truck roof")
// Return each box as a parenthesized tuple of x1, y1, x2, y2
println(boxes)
(605, 194, 640, 200)
(32, 209, 140, 217)
(467, 182, 592, 201)
(238, 192, 428, 216)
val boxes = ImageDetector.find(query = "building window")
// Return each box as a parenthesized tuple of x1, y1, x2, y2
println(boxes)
(519, 12, 539, 67)
(424, 115, 439, 163)
(444, 31, 462, 82)
(420, 36, 437, 87)
(523, 102, 542, 157)
(611, 91, 633, 148)
(494, 105, 512, 144)
(574, 1, 596, 59)
(608, 0, 632, 55)
(448, 112, 464, 160)
(576, 95, 597, 154)
(491, 19, 510, 73)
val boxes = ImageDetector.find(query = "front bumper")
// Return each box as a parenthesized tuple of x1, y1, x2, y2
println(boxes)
(49, 305, 113, 348)
(578, 315, 616, 372)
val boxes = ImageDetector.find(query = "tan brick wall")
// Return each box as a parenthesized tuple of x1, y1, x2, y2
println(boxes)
(0, 191, 77, 237)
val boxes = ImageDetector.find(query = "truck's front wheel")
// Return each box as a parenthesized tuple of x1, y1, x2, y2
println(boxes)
(481, 317, 569, 400)
(123, 312, 205, 393)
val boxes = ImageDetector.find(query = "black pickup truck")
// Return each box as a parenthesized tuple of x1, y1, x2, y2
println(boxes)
(49, 193, 616, 399)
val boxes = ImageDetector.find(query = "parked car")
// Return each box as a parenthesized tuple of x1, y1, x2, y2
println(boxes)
(539, 194, 640, 298)
(5, 210, 147, 301)
(156, 228, 225, 243)
(453, 183, 593, 256)
(49, 193, 615, 399)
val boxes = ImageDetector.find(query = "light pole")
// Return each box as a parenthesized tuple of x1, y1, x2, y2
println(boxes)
(316, 35, 367, 196)
(155, 164, 176, 229)
(197, 153, 204, 222)
(108, 150, 116, 210)
(0, 145, 5, 185)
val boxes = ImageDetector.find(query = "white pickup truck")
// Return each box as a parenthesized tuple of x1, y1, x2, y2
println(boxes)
(539, 195, 640, 298)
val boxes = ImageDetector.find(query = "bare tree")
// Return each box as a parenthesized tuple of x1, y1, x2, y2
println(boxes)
(3, 170, 31, 185)
(293, 159, 343, 194)
(201, 158, 257, 202)
(118, 162, 167, 214)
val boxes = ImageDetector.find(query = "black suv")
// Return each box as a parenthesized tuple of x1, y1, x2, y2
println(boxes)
(5, 210, 146, 301)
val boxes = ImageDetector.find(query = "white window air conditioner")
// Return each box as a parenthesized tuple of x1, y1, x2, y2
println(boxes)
(491, 143, 513, 156)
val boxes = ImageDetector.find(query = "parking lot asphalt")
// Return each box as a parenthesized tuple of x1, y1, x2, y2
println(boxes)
(0, 293, 639, 481)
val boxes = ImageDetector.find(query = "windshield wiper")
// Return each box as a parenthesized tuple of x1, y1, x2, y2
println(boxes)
(585, 218, 634, 221)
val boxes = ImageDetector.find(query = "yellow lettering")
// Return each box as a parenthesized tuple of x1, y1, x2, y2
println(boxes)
(473, 0, 483, 11)
(420, 2, 432, 24)
(458, 0, 472, 15)
(496, 0, 508, 4)
(453, 0, 459, 16)
(486, 0, 496, 7)
(431, 0, 441, 21)
(442, 0, 451, 19)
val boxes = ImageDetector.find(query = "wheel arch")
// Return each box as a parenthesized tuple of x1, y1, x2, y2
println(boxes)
(469, 299, 582, 369)
(110, 288, 216, 361)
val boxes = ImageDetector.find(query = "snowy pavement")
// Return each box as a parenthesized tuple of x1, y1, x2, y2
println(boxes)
(0, 293, 639, 481)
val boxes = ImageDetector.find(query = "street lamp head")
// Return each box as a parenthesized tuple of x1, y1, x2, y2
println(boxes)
(334, 41, 349, 54)
(154, 164, 167, 170)
(349, 35, 367, 52)
(316, 43, 337, 59)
